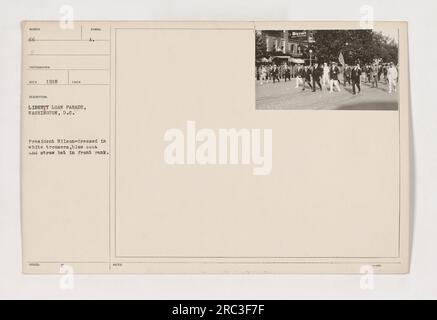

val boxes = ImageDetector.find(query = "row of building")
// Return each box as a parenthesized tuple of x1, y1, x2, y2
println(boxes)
(257, 30, 315, 65)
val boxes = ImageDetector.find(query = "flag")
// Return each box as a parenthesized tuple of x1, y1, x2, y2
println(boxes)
(339, 52, 345, 66)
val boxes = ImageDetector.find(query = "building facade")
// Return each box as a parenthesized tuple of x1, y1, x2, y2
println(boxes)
(260, 30, 314, 58)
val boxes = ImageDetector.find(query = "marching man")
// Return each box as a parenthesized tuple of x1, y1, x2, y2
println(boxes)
(272, 64, 280, 83)
(295, 64, 304, 88)
(329, 62, 341, 93)
(322, 62, 330, 91)
(259, 65, 267, 85)
(351, 64, 362, 95)
(387, 62, 398, 94)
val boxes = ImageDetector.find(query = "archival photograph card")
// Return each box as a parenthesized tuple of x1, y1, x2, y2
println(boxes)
(21, 21, 410, 274)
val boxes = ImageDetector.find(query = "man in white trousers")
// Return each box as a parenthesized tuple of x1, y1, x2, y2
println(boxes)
(329, 62, 341, 93)
(387, 62, 398, 94)
(295, 64, 304, 88)
(322, 62, 330, 91)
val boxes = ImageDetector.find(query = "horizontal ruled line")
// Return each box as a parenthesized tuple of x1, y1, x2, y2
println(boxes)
(26, 83, 110, 86)
(26, 68, 109, 71)
(27, 53, 109, 56)
(29, 39, 109, 42)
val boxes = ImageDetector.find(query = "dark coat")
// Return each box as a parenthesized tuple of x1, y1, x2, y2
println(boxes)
(329, 66, 340, 80)
(284, 68, 291, 77)
(304, 68, 311, 81)
(351, 68, 362, 81)
(311, 66, 323, 79)
(297, 68, 305, 77)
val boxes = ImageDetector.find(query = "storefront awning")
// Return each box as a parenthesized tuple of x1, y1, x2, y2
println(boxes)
(271, 56, 290, 60)
(290, 58, 305, 64)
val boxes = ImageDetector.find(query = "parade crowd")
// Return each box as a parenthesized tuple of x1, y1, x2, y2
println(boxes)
(256, 61, 399, 95)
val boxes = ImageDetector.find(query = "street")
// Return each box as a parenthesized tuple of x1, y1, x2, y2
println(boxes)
(256, 77, 399, 110)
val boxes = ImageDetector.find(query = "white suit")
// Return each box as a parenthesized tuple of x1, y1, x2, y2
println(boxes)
(387, 66, 398, 93)
(322, 65, 330, 89)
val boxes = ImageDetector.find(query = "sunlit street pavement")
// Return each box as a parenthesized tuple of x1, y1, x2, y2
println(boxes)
(256, 77, 399, 110)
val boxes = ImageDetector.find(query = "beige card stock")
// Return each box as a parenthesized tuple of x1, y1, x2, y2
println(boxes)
(21, 21, 410, 274)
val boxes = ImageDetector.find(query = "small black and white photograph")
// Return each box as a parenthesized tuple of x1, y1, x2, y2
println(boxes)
(255, 29, 399, 110)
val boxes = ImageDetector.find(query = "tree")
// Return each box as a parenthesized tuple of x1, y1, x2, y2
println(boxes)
(255, 31, 267, 60)
(312, 30, 398, 65)
(370, 32, 399, 64)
